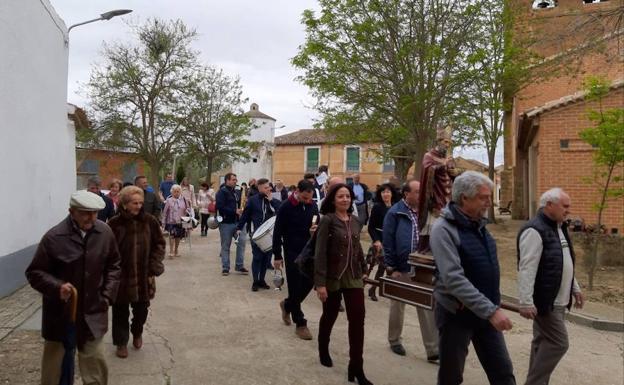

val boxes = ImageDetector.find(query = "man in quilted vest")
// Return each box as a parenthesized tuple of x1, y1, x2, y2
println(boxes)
(517, 188, 584, 385)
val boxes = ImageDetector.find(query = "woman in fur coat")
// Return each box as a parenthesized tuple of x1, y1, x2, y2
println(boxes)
(108, 186, 166, 359)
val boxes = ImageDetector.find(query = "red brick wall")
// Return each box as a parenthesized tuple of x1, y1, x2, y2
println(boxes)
(76, 148, 148, 189)
(503, 0, 624, 215)
(534, 88, 624, 232)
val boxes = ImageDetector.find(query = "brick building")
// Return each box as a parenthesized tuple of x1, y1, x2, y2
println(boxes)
(76, 147, 149, 190)
(503, 0, 624, 232)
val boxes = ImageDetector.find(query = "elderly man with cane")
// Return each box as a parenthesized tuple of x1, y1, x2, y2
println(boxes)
(26, 191, 121, 385)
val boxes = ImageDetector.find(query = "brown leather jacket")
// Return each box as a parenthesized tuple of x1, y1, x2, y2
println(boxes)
(314, 213, 366, 287)
(26, 216, 121, 348)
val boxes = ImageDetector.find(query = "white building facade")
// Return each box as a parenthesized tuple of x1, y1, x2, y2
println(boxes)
(0, 0, 74, 297)
(231, 103, 277, 183)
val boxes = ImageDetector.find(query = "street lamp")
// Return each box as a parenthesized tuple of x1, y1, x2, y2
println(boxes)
(67, 9, 133, 34)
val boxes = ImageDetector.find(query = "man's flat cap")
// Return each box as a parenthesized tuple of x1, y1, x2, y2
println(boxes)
(70, 190, 105, 211)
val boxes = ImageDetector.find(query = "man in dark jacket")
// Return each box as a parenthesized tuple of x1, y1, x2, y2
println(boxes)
(518, 187, 583, 385)
(430, 171, 515, 385)
(237, 178, 281, 291)
(272, 179, 318, 340)
(135, 175, 161, 220)
(216, 173, 248, 276)
(26, 190, 121, 385)
(87, 176, 115, 222)
(383, 179, 438, 361)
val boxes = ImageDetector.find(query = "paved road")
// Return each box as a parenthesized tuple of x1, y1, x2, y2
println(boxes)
(2, 229, 623, 385)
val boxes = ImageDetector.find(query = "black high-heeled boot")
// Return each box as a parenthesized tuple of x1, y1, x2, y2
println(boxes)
(348, 364, 373, 385)
(319, 345, 333, 367)
(368, 287, 378, 301)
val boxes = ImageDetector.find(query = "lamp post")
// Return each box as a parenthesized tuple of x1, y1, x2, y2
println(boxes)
(67, 9, 133, 34)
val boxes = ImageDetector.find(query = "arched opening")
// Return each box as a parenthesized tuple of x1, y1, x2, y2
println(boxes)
(532, 0, 557, 9)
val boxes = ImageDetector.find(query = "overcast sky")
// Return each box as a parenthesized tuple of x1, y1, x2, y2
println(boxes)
(50, 0, 502, 166)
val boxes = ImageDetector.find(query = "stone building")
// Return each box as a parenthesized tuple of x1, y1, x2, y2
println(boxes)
(502, 0, 623, 232)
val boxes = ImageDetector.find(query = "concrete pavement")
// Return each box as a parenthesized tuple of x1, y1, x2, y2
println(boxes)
(1, 229, 623, 385)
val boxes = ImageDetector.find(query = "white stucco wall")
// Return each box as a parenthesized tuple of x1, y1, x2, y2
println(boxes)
(0, 0, 73, 294)
(233, 116, 276, 183)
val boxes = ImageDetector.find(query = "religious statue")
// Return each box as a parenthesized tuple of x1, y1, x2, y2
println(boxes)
(417, 126, 458, 253)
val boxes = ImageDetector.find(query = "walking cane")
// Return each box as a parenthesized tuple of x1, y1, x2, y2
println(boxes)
(59, 286, 78, 385)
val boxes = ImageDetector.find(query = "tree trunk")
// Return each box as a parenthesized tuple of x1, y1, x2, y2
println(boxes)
(588, 236, 599, 290)
(487, 149, 497, 223)
(205, 157, 214, 186)
(394, 157, 413, 184)
(411, 142, 429, 180)
(149, 162, 161, 193)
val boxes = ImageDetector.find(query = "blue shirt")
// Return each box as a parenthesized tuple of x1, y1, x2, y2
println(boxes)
(160, 180, 174, 199)
(353, 183, 364, 204)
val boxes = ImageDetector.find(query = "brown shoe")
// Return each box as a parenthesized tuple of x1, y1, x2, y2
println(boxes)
(279, 300, 291, 326)
(116, 345, 128, 358)
(295, 326, 313, 340)
(132, 336, 143, 349)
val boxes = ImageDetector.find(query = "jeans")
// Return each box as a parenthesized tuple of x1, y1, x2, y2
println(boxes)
(112, 301, 150, 346)
(284, 256, 314, 327)
(219, 222, 245, 271)
(251, 243, 272, 284)
(436, 305, 515, 385)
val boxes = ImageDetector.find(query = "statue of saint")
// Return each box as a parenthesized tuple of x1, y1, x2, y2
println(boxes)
(417, 126, 457, 252)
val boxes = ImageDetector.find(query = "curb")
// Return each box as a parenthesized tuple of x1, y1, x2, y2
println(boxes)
(500, 294, 624, 332)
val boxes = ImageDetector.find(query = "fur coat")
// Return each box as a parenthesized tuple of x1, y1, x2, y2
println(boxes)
(108, 207, 165, 303)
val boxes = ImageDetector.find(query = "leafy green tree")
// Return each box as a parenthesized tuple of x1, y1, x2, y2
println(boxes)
(578, 76, 624, 290)
(85, 19, 200, 186)
(178, 66, 253, 185)
(456, 0, 537, 220)
(292, 0, 484, 180)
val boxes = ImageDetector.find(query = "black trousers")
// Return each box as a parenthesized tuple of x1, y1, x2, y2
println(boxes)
(200, 213, 210, 233)
(112, 301, 150, 346)
(435, 305, 516, 385)
(283, 256, 314, 327)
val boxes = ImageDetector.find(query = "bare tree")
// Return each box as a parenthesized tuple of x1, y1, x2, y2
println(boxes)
(85, 19, 200, 186)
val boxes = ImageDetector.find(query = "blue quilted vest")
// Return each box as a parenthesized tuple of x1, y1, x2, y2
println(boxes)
(449, 203, 501, 306)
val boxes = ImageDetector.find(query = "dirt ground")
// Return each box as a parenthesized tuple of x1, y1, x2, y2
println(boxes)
(488, 218, 624, 306)
(1, 226, 623, 385)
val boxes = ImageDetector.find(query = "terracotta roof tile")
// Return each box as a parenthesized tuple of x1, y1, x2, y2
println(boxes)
(275, 129, 336, 145)
(525, 78, 624, 118)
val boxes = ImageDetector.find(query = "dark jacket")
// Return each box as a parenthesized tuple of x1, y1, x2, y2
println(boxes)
(216, 185, 239, 224)
(272, 194, 319, 261)
(368, 202, 390, 243)
(142, 189, 162, 219)
(96, 192, 115, 222)
(383, 200, 417, 273)
(26, 216, 121, 348)
(314, 213, 366, 287)
(517, 209, 576, 314)
(108, 208, 166, 304)
(237, 193, 281, 234)
(430, 202, 500, 320)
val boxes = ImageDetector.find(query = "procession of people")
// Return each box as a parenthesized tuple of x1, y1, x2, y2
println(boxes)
(25, 138, 585, 385)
